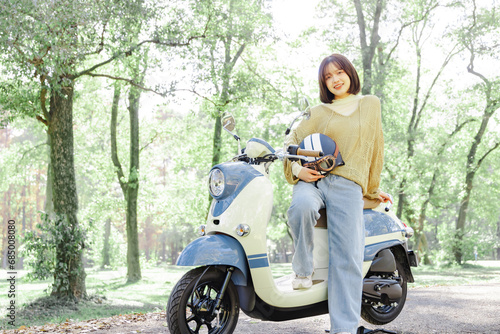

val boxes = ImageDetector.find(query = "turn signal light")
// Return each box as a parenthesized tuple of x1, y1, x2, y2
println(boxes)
(405, 226, 414, 238)
(235, 224, 250, 237)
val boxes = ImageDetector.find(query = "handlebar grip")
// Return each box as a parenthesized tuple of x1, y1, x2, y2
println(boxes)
(296, 148, 324, 157)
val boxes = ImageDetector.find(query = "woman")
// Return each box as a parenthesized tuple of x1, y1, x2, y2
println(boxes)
(284, 54, 391, 334)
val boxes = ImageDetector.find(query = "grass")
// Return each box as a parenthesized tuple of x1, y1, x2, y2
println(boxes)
(0, 264, 192, 329)
(1, 261, 499, 329)
(408, 260, 500, 287)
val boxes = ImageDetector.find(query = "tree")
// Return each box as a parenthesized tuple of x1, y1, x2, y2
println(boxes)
(183, 0, 273, 167)
(108, 0, 147, 282)
(0, 0, 209, 297)
(411, 117, 474, 264)
(110, 78, 144, 282)
(452, 0, 500, 264)
(353, 0, 384, 95)
(390, 2, 464, 264)
(101, 219, 112, 269)
(497, 215, 500, 260)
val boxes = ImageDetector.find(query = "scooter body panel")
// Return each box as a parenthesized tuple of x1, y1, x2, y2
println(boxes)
(176, 234, 249, 286)
(205, 164, 331, 308)
(210, 162, 265, 217)
(206, 164, 272, 260)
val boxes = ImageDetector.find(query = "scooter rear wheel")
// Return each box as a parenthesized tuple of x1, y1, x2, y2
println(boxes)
(361, 260, 408, 325)
(167, 266, 240, 334)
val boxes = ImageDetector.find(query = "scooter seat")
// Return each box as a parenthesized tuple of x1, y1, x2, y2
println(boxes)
(315, 198, 380, 228)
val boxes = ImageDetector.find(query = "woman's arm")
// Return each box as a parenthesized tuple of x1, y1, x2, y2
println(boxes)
(365, 97, 384, 200)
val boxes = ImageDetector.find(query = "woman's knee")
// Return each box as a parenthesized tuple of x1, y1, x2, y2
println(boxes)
(287, 200, 320, 222)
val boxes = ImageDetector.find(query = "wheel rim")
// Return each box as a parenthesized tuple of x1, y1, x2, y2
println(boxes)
(185, 282, 231, 333)
(370, 303, 397, 314)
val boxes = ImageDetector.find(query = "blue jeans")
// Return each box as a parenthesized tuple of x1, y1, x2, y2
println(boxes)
(287, 174, 364, 334)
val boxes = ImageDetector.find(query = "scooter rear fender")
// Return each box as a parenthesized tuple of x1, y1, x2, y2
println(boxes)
(176, 234, 249, 286)
(364, 240, 415, 283)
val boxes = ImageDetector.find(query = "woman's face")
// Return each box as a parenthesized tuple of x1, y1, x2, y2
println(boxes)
(324, 62, 351, 100)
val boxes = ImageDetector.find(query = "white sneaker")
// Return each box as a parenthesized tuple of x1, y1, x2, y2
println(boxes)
(292, 274, 312, 290)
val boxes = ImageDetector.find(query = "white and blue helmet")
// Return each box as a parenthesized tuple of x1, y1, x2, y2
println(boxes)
(300, 133, 344, 174)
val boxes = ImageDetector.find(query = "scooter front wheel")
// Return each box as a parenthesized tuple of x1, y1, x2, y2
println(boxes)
(167, 266, 240, 334)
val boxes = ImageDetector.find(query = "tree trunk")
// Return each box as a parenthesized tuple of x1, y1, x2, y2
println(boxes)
(416, 207, 431, 265)
(353, 0, 383, 95)
(48, 82, 86, 298)
(161, 233, 167, 263)
(44, 135, 54, 214)
(454, 101, 497, 264)
(454, 172, 474, 264)
(125, 84, 142, 283)
(396, 179, 406, 219)
(110, 81, 142, 282)
(413, 119, 469, 265)
(496, 216, 500, 260)
(144, 216, 152, 262)
(101, 218, 111, 269)
(211, 114, 223, 166)
(416, 232, 431, 265)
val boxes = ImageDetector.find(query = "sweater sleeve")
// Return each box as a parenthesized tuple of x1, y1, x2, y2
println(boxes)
(364, 98, 384, 200)
(283, 113, 317, 184)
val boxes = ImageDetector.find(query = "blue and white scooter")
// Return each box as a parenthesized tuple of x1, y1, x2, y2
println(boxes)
(167, 98, 418, 334)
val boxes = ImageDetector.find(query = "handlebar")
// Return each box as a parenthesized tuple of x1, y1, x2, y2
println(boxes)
(384, 194, 394, 212)
(287, 145, 323, 158)
(296, 148, 323, 157)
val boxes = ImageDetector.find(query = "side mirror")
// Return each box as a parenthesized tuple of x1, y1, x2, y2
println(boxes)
(221, 113, 241, 154)
(298, 97, 311, 120)
(285, 97, 312, 135)
(298, 97, 309, 111)
(222, 113, 236, 132)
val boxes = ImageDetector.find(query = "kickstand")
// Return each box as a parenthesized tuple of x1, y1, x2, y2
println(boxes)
(325, 327, 398, 334)
(358, 326, 398, 334)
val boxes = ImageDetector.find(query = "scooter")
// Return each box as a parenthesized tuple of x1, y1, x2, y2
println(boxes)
(166, 98, 418, 334)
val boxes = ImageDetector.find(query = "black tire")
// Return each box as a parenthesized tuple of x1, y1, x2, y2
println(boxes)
(167, 267, 240, 334)
(361, 259, 408, 325)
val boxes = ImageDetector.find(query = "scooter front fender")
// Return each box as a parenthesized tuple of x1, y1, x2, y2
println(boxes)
(176, 234, 249, 286)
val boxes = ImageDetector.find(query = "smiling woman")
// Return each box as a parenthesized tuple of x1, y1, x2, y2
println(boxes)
(324, 64, 351, 99)
(284, 53, 389, 334)
(318, 55, 361, 103)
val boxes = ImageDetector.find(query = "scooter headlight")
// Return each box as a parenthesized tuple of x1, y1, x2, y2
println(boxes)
(208, 168, 225, 198)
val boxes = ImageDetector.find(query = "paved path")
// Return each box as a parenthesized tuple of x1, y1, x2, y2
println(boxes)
(231, 283, 500, 334)
(8, 283, 498, 333)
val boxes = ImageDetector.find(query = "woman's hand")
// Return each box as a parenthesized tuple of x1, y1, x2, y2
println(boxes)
(378, 191, 393, 203)
(298, 167, 325, 183)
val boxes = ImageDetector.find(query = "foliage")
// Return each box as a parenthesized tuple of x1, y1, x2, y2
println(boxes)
(1, 0, 500, 300)
(22, 213, 87, 293)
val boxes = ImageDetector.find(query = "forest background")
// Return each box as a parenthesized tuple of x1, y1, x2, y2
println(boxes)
(0, 0, 499, 302)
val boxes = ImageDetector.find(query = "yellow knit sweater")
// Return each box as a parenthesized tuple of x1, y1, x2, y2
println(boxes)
(283, 94, 384, 200)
